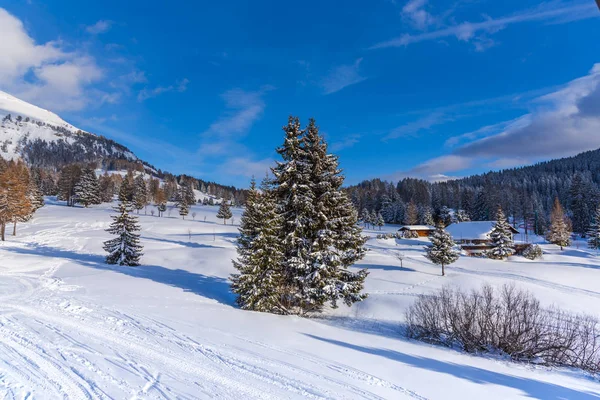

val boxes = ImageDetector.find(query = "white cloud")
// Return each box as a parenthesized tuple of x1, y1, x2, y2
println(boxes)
(321, 58, 367, 95)
(393, 63, 600, 179)
(220, 157, 273, 179)
(330, 134, 361, 152)
(203, 87, 272, 137)
(86, 20, 113, 35)
(402, 0, 436, 30)
(385, 112, 450, 140)
(372, 2, 597, 49)
(0, 8, 105, 111)
(137, 78, 189, 101)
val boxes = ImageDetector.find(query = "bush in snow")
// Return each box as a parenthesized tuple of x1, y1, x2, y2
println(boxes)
(403, 230, 419, 239)
(406, 284, 600, 373)
(522, 244, 543, 260)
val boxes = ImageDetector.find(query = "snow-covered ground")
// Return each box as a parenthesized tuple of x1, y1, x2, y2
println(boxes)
(0, 200, 599, 399)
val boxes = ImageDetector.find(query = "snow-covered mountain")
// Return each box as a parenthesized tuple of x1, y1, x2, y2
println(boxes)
(0, 90, 138, 169)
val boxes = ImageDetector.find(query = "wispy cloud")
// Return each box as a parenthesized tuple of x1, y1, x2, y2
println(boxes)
(86, 20, 113, 35)
(372, 2, 597, 49)
(330, 134, 361, 151)
(402, 0, 436, 30)
(389, 63, 600, 180)
(137, 78, 189, 101)
(203, 86, 273, 137)
(321, 58, 367, 95)
(384, 112, 451, 140)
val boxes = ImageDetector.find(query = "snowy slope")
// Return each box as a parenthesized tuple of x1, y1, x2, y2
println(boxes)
(0, 90, 78, 131)
(0, 89, 137, 163)
(0, 201, 598, 399)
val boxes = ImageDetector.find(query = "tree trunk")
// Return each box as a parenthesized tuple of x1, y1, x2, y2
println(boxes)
(1, 223, 5, 241)
(442, 263, 445, 276)
(13, 221, 16, 236)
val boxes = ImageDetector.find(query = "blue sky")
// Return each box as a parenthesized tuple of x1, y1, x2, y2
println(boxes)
(0, 0, 599, 187)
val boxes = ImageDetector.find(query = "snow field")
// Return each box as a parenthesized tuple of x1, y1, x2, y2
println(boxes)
(0, 200, 598, 399)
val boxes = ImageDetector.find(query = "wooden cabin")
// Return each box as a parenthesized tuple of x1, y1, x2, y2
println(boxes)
(446, 221, 520, 255)
(397, 225, 436, 237)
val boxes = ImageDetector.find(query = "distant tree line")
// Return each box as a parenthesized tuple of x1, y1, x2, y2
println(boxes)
(347, 148, 600, 237)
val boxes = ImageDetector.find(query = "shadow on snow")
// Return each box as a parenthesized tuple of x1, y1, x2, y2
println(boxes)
(4, 243, 235, 306)
(304, 334, 599, 400)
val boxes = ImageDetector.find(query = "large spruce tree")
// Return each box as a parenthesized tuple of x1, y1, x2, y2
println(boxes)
(271, 117, 367, 314)
(488, 206, 515, 260)
(231, 177, 284, 312)
(103, 201, 143, 266)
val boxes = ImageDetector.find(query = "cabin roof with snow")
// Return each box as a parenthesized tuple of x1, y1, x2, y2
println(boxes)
(397, 225, 436, 231)
(446, 221, 519, 240)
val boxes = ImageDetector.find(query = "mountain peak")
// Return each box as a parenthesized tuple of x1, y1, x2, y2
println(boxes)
(0, 90, 80, 132)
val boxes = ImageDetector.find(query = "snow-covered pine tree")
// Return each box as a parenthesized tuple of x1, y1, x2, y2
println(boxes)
(487, 206, 515, 260)
(28, 178, 44, 212)
(118, 171, 134, 202)
(178, 198, 190, 219)
(455, 209, 471, 222)
(271, 117, 315, 313)
(376, 212, 385, 230)
(216, 199, 232, 224)
(278, 118, 367, 313)
(587, 204, 600, 251)
(231, 177, 284, 312)
(361, 208, 371, 228)
(547, 197, 571, 250)
(184, 183, 196, 206)
(74, 167, 101, 207)
(420, 206, 435, 226)
(103, 201, 143, 266)
(439, 206, 452, 227)
(425, 224, 459, 276)
(133, 175, 148, 213)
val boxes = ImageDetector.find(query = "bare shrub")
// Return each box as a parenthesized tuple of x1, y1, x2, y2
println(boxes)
(406, 284, 600, 373)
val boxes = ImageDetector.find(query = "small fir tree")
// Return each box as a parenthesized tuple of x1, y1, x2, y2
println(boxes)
(118, 171, 134, 202)
(75, 167, 101, 207)
(546, 197, 571, 250)
(439, 206, 452, 227)
(376, 212, 385, 230)
(133, 175, 148, 213)
(103, 201, 143, 266)
(216, 200, 232, 224)
(361, 208, 371, 228)
(425, 224, 459, 276)
(28, 178, 44, 212)
(178, 199, 190, 219)
(421, 207, 435, 226)
(487, 206, 515, 260)
(587, 204, 600, 251)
